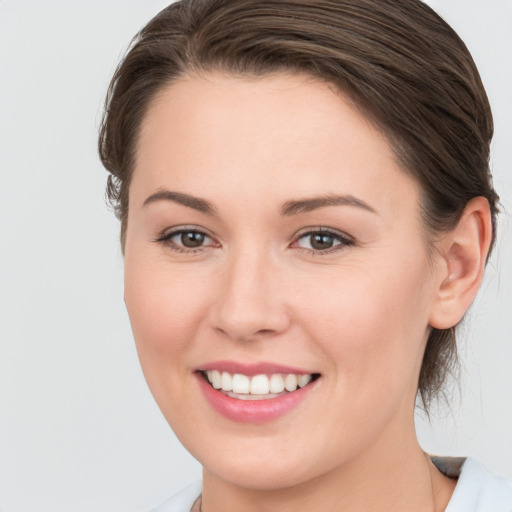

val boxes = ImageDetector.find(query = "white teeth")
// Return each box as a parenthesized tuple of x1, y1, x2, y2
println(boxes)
(205, 370, 316, 396)
(212, 370, 222, 389)
(225, 391, 282, 400)
(298, 374, 312, 388)
(232, 373, 250, 394)
(269, 374, 285, 394)
(250, 374, 270, 395)
(221, 372, 233, 392)
(284, 374, 298, 392)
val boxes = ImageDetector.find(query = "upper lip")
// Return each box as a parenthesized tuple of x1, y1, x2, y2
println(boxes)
(197, 360, 318, 376)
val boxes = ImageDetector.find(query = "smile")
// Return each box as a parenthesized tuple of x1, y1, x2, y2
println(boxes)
(196, 363, 321, 423)
(202, 370, 316, 400)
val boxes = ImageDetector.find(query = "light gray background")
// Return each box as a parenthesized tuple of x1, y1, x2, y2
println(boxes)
(0, 1, 511, 511)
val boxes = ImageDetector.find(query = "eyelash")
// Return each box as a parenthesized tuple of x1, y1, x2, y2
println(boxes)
(292, 228, 355, 255)
(154, 227, 355, 255)
(153, 228, 216, 254)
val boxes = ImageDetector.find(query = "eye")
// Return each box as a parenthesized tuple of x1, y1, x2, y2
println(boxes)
(174, 231, 208, 248)
(154, 228, 218, 253)
(293, 229, 354, 254)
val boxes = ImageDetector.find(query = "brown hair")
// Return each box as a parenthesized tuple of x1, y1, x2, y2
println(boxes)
(98, 0, 499, 409)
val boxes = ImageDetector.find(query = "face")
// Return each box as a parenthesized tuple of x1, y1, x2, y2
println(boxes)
(124, 72, 442, 490)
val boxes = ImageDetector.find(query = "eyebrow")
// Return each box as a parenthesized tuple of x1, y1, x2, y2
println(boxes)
(142, 190, 377, 217)
(280, 194, 377, 216)
(143, 190, 219, 216)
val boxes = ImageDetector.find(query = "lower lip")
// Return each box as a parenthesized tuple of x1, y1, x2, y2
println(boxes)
(196, 373, 317, 424)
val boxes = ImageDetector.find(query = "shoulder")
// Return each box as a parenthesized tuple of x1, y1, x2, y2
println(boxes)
(435, 457, 512, 512)
(149, 481, 202, 512)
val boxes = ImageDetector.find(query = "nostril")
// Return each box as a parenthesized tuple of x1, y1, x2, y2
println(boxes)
(214, 326, 279, 343)
(255, 329, 275, 336)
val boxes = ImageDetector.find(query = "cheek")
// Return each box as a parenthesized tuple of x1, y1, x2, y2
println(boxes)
(295, 257, 431, 394)
(124, 253, 210, 370)
(123, 254, 220, 430)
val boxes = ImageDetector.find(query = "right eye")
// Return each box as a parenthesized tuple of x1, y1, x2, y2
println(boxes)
(155, 228, 218, 253)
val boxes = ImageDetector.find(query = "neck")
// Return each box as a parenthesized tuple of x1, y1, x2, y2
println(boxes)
(199, 418, 456, 512)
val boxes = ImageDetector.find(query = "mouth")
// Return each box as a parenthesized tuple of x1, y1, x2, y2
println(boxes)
(199, 370, 321, 401)
(195, 361, 321, 423)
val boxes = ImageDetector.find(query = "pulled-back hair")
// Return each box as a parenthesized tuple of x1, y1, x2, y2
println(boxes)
(98, 0, 499, 409)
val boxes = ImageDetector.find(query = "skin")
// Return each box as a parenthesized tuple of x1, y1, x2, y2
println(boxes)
(124, 72, 491, 511)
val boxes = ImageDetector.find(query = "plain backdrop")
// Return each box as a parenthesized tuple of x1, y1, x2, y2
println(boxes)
(0, 1, 511, 511)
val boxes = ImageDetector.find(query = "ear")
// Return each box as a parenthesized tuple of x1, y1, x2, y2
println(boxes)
(429, 197, 493, 330)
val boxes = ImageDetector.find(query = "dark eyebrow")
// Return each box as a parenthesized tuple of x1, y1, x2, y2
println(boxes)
(142, 190, 376, 217)
(281, 194, 377, 216)
(142, 190, 218, 216)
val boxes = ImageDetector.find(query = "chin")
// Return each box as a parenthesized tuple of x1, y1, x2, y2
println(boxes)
(181, 429, 337, 492)
(203, 457, 316, 491)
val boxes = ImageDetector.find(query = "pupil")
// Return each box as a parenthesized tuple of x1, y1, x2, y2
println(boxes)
(311, 233, 333, 250)
(181, 231, 205, 248)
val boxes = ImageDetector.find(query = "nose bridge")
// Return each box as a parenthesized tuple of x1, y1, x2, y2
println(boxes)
(212, 243, 288, 341)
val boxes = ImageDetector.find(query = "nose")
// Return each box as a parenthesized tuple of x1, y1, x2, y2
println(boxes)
(210, 249, 291, 342)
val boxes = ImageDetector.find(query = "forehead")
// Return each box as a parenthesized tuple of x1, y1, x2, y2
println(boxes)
(132, 72, 421, 219)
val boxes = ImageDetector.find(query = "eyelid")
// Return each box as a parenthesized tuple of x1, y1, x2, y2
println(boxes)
(292, 226, 354, 242)
(153, 225, 219, 252)
(291, 227, 356, 254)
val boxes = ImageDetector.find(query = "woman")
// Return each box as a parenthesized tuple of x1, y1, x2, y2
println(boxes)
(98, 0, 512, 510)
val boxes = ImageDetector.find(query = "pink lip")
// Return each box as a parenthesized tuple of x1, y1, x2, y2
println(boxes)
(198, 360, 316, 377)
(195, 370, 319, 424)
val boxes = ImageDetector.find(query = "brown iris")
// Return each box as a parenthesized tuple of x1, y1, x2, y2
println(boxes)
(181, 231, 205, 248)
(310, 233, 335, 250)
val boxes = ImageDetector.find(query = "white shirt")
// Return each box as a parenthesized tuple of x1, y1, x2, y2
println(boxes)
(150, 457, 512, 512)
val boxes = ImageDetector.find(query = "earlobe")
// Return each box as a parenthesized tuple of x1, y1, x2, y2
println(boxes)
(429, 197, 493, 330)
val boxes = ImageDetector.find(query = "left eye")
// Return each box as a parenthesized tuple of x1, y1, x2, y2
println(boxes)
(295, 230, 353, 252)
